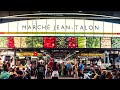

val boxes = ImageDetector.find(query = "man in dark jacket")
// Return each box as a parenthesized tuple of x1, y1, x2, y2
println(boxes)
(35, 61, 45, 79)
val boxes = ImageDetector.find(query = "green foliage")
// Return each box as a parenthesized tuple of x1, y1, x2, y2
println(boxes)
(86, 37, 100, 48)
(112, 37, 120, 48)
(26, 37, 33, 48)
(33, 37, 43, 48)
(56, 37, 68, 48)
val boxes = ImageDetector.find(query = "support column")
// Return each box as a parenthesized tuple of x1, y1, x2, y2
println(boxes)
(14, 49, 16, 65)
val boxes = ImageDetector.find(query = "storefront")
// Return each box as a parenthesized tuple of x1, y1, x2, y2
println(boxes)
(0, 18, 120, 67)
(16, 52, 43, 66)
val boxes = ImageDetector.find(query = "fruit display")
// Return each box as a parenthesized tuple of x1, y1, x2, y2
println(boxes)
(78, 37, 86, 48)
(26, 37, 33, 48)
(112, 37, 120, 48)
(86, 37, 100, 48)
(14, 37, 21, 48)
(0, 37, 3, 47)
(56, 37, 68, 48)
(101, 37, 111, 48)
(7, 36, 15, 48)
(33, 37, 43, 48)
(68, 37, 78, 48)
(20, 37, 27, 48)
(44, 37, 56, 48)
(0, 37, 8, 48)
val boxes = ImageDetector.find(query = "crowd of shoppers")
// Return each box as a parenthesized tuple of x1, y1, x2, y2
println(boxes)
(0, 58, 120, 79)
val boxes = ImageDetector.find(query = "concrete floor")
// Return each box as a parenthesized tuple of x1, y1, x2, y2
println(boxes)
(31, 76, 79, 79)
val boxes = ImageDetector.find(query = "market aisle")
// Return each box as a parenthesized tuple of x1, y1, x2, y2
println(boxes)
(31, 76, 79, 79)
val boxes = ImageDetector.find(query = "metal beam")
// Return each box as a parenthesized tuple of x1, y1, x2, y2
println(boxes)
(0, 11, 38, 17)
(0, 11, 118, 17)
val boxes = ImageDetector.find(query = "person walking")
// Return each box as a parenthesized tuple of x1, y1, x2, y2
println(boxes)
(74, 64, 78, 78)
(51, 62, 59, 79)
(45, 63, 48, 78)
(35, 61, 45, 79)
(61, 62, 65, 77)
(66, 61, 72, 76)
(78, 61, 84, 79)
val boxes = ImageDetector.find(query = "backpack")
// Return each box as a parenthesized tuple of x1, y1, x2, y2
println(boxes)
(38, 66, 44, 73)
(66, 64, 71, 70)
(79, 64, 84, 70)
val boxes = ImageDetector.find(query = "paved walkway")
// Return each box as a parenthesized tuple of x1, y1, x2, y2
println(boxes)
(31, 76, 79, 79)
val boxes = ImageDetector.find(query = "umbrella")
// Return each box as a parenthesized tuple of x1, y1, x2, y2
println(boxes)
(0, 71, 11, 79)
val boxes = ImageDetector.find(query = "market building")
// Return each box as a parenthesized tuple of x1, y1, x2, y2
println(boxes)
(0, 11, 120, 69)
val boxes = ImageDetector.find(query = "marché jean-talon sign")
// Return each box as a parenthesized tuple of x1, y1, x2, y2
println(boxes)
(0, 19, 105, 32)
(20, 19, 100, 32)
(0, 19, 120, 37)
(22, 23, 99, 31)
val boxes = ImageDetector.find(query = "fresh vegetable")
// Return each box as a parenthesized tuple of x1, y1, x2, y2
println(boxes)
(56, 37, 68, 48)
(44, 37, 56, 48)
(0, 37, 8, 48)
(112, 37, 120, 48)
(78, 37, 86, 48)
(33, 37, 43, 48)
(26, 37, 33, 48)
(7, 36, 15, 48)
(101, 37, 111, 48)
(86, 37, 100, 48)
(68, 37, 78, 48)
(14, 37, 21, 48)
(21, 37, 27, 48)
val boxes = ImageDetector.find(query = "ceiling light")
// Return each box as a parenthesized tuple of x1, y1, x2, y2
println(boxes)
(78, 11, 82, 12)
